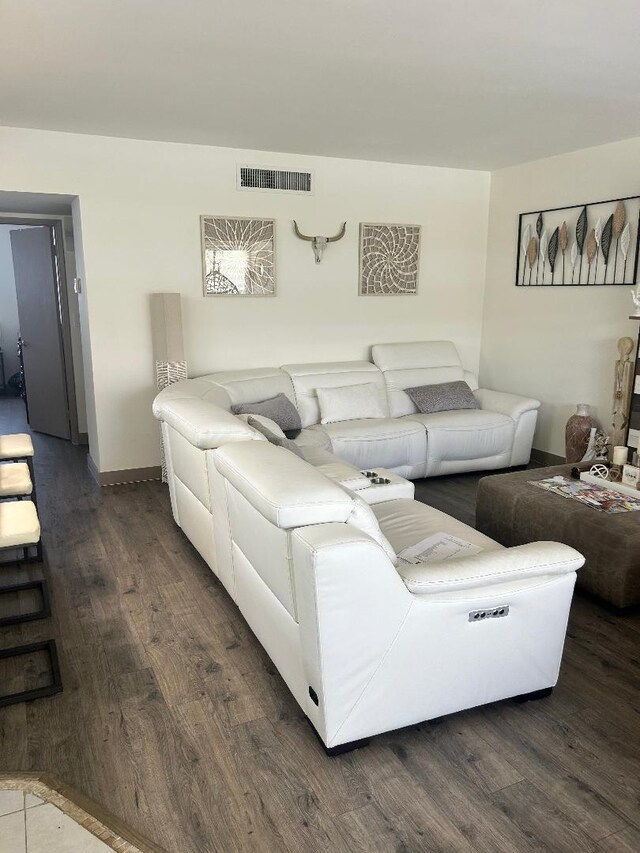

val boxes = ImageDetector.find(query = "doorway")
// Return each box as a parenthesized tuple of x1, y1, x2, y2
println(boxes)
(0, 217, 85, 443)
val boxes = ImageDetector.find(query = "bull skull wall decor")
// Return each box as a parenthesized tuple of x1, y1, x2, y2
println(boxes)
(292, 220, 346, 263)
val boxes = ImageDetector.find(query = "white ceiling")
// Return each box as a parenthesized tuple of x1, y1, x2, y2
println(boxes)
(2, 0, 640, 170)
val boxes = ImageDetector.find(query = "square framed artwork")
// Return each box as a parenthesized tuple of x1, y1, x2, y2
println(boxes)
(359, 223, 421, 295)
(201, 216, 276, 296)
(516, 196, 640, 287)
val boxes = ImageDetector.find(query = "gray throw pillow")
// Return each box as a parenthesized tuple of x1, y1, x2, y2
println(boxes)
(406, 381, 479, 414)
(247, 416, 305, 459)
(232, 393, 302, 435)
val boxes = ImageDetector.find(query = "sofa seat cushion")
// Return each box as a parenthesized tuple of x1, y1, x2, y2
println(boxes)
(405, 409, 515, 463)
(372, 498, 503, 558)
(319, 418, 427, 471)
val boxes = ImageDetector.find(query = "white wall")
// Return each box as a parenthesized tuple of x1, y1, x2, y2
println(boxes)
(0, 126, 491, 474)
(481, 137, 640, 457)
(0, 225, 21, 380)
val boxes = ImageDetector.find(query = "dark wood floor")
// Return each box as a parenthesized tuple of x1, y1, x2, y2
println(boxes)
(1, 397, 639, 853)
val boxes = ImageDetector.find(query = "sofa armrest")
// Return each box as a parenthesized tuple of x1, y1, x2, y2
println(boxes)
(398, 542, 584, 594)
(474, 388, 540, 421)
(463, 370, 479, 391)
(154, 397, 257, 450)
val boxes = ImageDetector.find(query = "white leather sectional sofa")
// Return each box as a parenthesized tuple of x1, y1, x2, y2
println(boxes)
(152, 341, 582, 753)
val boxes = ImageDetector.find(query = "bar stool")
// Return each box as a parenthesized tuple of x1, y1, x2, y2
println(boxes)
(0, 432, 34, 461)
(0, 498, 59, 705)
(0, 448, 61, 708)
(0, 499, 42, 563)
(0, 463, 33, 500)
(0, 433, 37, 505)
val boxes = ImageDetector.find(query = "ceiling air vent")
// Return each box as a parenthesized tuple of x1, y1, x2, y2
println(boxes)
(237, 165, 313, 194)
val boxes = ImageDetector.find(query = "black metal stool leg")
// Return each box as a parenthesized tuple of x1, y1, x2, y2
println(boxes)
(0, 578, 51, 626)
(0, 640, 63, 708)
(26, 455, 37, 507)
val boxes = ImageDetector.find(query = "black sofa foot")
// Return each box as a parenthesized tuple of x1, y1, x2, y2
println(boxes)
(513, 687, 553, 703)
(323, 737, 371, 757)
(306, 716, 371, 756)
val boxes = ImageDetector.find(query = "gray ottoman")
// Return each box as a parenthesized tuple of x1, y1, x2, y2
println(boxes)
(476, 464, 640, 610)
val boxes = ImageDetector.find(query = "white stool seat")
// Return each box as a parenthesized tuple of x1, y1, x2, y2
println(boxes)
(0, 500, 40, 548)
(0, 463, 33, 497)
(0, 433, 34, 460)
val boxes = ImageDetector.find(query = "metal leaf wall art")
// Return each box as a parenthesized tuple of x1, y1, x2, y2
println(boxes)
(515, 195, 640, 286)
(621, 222, 631, 280)
(520, 224, 531, 284)
(613, 201, 626, 281)
(601, 214, 613, 281)
(593, 218, 603, 282)
(570, 241, 578, 283)
(548, 227, 559, 283)
(575, 206, 587, 284)
(559, 221, 568, 282)
(539, 230, 548, 283)
(586, 228, 597, 283)
(526, 236, 538, 285)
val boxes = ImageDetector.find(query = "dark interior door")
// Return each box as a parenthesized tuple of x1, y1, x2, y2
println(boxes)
(10, 226, 71, 439)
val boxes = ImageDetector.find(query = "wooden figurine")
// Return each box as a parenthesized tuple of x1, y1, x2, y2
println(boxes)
(611, 336, 635, 449)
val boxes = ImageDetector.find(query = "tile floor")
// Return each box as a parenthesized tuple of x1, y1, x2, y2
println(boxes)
(0, 789, 111, 853)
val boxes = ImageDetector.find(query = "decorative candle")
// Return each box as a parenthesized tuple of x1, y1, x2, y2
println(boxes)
(613, 445, 629, 465)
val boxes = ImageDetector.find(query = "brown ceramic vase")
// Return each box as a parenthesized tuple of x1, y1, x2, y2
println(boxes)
(565, 404, 597, 463)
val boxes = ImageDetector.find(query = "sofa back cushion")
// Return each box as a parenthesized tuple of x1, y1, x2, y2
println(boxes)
(371, 341, 464, 417)
(282, 361, 389, 427)
(214, 441, 353, 529)
(215, 440, 355, 620)
(153, 377, 233, 413)
(204, 367, 296, 407)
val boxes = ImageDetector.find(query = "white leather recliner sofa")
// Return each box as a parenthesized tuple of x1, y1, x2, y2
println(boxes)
(152, 341, 582, 753)
(154, 340, 541, 480)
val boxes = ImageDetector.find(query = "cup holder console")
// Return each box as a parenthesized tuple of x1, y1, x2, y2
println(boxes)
(370, 477, 391, 485)
(361, 471, 391, 486)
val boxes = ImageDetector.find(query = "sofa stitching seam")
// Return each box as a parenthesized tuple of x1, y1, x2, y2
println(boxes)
(403, 557, 580, 588)
(328, 600, 415, 747)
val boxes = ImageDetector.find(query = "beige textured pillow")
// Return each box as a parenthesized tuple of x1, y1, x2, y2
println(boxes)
(317, 382, 388, 425)
(236, 413, 286, 438)
(246, 416, 305, 459)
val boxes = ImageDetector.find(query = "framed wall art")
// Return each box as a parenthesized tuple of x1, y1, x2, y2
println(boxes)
(359, 222, 420, 295)
(201, 216, 276, 296)
(516, 196, 640, 287)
